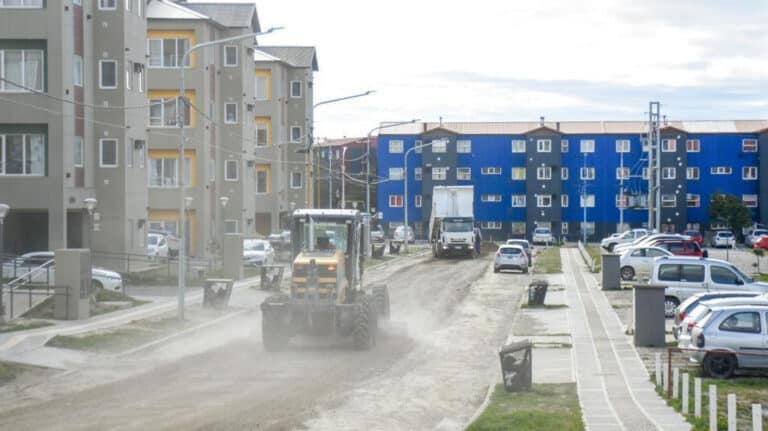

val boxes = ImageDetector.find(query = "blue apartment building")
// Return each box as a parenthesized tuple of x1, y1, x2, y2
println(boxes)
(376, 120, 768, 241)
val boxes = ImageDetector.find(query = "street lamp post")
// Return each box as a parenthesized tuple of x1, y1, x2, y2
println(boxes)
(176, 28, 282, 321)
(365, 119, 419, 215)
(0, 203, 9, 320)
(403, 138, 438, 253)
(84, 198, 97, 296)
(340, 146, 348, 209)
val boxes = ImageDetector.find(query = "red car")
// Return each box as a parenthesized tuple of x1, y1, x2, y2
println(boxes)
(753, 235, 768, 250)
(650, 239, 705, 257)
(683, 230, 703, 247)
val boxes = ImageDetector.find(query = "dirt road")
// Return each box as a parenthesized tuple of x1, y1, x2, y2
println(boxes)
(0, 252, 526, 431)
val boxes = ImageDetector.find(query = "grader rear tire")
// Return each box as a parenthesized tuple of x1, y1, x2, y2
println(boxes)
(372, 284, 390, 320)
(353, 295, 377, 350)
(262, 293, 290, 351)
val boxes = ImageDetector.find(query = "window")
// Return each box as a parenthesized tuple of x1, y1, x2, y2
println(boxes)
(432, 167, 447, 180)
(457, 139, 471, 153)
(73, 136, 83, 167)
(687, 194, 700, 208)
(389, 195, 403, 208)
(99, 0, 116, 9)
(561, 222, 569, 234)
(580, 139, 594, 153)
(536, 166, 552, 180)
(719, 312, 761, 334)
(0, 0, 44, 7)
(537, 139, 551, 153)
(743, 194, 758, 208)
(580, 222, 595, 235)
(481, 221, 502, 230)
(137, 64, 144, 93)
(511, 195, 526, 207)
(616, 167, 629, 180)
(510, 222, 525, 234)
(657, 264, 705, 282)
(290, 126, 302, 143)
(0, 134, 45, 176)
(481, 167, 501, 175)
(711, 166, 732, 175)
(290, 172, 302, 189)
(686, 139, 700, 152)
(662, 139, 676, 152)
(222, 219, 238, 234)
(148, 38, 190, 68)
(389, 140, 403, 153)
(415, 195, 422, 208)
(414, 167, 423, 181)
(149, 97, 190, 127)
(99, 60, 117, 89)
(615, 194, 628, 208)
(561, 167, 569, 180)
(615, 139, 630, 153)
(561, 139, 569, 153)
(149, 157, 181, 187)
(389, 167, 404, 180)
(224, 103, 238, 124)
(743, 166, 758, 180)
(580, 194, 595, 208)
(414, 140, 422, 154)
(687, 167, 699, 180)
(224, 45, 238, 67)
(561, 194, 569, 207)
(73, 55, 83, 87)
(256, 166, 270, 193)
(661, 194, 676, 207)
(256, 120, 269, 146)
(99, 139, 118, 167)
(431, 139, 447, 153)
(511, 139, 525, 153)
(580, 167, 595, 180)
(511, 167, 526, 180)
(662, 167, 676, 180)
(536, 194, 552, 207)
(290, 80, 302, 98)
(125, 62, 132, 90)
(711, 266, 743, 285)
(0, 49, 45, 92)
(255, 73, 269, 100)
(481, 194, 502, 202)
(742, 139, 758, 152)
(456, 167, 470, 180)
(225, 160, 238, 181)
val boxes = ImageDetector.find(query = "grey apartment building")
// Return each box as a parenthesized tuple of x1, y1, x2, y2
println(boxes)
(0, 0, 149, 265)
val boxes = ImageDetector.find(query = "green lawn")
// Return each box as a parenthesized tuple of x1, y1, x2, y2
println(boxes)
(534, 246, 562, 273)
(0, 320, 52, 334)
(467, 383, 584, 431)
(0, 362, 18, 383)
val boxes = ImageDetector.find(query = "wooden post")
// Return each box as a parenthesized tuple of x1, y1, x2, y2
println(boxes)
(655, 353, 662, 387)
(709, 385, 717, 431)
(728, 393, 736, 431)
(682, 373, 689, 414)
(753, 404, 762, 431)
(673, 368, 680, 399)
(694, 377, 702, 418)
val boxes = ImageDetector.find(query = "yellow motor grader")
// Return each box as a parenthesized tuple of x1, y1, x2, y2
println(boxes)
(260, 209, 390, 350)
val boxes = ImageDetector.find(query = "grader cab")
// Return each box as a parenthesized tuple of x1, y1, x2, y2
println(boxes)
(260, 209, 390, 350)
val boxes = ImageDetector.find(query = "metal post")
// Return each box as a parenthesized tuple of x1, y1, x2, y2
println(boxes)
(341, 146, 348, 209)
(655, 103, 662, 231)
(328, 150, 333, 208)
(648, 102, 654, 230)
(620, 150, 624, 231)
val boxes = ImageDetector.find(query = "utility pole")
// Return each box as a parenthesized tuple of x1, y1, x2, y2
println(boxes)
(655, 103, 662, 231)
(328, 150, 333, 209)
(647, 101, 661, 231)
(620, 150, 624, 231)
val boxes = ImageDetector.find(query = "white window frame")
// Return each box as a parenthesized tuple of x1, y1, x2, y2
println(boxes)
(431, 139, 447, 153)
(662, 138, 677, 152)
(536, 166, 552, 180)
(536, 194, 552, 208)
(456, 167, 470, 181)
(561, 167, 569, 180)
(125, 62, 132, 90)
(0, 49, 45, 92)
(0, 0, 45, 7)
(511, 139, 526, 153)
(456, 139, 471, 153)
(389, 195, 403, 208)
(561, 139, 569, 153)
(561, 194, 569, 207)
(224, 219, 239, 234)
(511, 195, 526, 207)
(224, 45, 238, 67)
(536, 139, 551, 153)
(99, 138, 118, 168)
(743, 166, 758, 180)
(661, 194, 677, 208)
(687, 194, 700, 208)
(225, 159, 238, 181)
(0, 134, 46, 176)
(686, 139, 700, 152)
(481, 194, 502, 203)
(615, 139, 630, 153)
(389, 167, 404, 180)
(73, 136, 84, 167)
(742, 139, 758, 152)
(481, 221, 503, 230)
(99, 0, 116, 10)
(224, 103, 238, 124)
(290, 126, 302, 143)
(432, 167, 447, 181)
(580, 139, 595, 153)
(687, 167, 700, 180)
(711, 166, 732, 175)
(662, 167, 676, 180)
(148, 97, 190, 128)
(415, 194, 422, 208)
(580, 194, 595, 208)
(743, 194, 758, 208)
(290, 80, 302, 98)
(481, 167, 501, 175)
(388, 140, 403, 153)
(73, 55, 83, 87)
(99, 59, 117, 89)
(615, 194, 628, 208)
(290, 171, 303, 189)
(147, 38, 191, 68)
(414, 139, 423, 154)
(510, 222, 526, 234)
(148, 157, 179, 187)
(414, 167, 423, 181)
(616, 167, 629, 180)
(511, 167, 526, 180)
(580, 167, 595, 180)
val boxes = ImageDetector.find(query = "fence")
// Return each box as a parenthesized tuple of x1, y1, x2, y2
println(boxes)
(92, 251, 221, 285)
(1, 284, 71, 320)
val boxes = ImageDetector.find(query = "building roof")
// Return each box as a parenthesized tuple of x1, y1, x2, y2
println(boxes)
(256, 46, 319, 71)
(315, 137, 369, 148)
(378, 120, 768, 135)
(177, 2, 260, 30)
(147, 0, 209, 20)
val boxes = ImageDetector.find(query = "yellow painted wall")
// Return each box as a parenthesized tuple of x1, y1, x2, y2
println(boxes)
(148, 149, 197, 187)
(146, 30, 197, 67)
(256, 116, 271, 145)
(148, 209, 197, 254)
(147, 89, 197, 128)
(256, 69, 271, 100)
(256, 164, 271, 193)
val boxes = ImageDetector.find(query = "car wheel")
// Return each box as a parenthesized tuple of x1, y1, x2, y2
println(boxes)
(664, 296, 679, 318)
(703, 353, 737, 379)
(620, 266, 635, 281)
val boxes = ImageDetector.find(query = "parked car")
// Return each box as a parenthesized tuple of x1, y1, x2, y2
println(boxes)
(683, 230, 703, 247)
(506, 239, 533, 266)
(711, 230, 736, 248)
(745, 229, 768, 247)
(601, 228, 650, 251)
(494, 245, 529, 273)
(687, 304, 768, 378)
(243, 239, 275, 266)
(753, 235, 768, 251)
(676, 293, 767, 347)
(650, 239, 706, 257)
(370, 226, 385, 243)
(392, 225, 415, 244)
(650, 256, 768, 317)
(613, 233, 689, 255)
(2, 251, 122, 291)
(147, 233, 169, 260)
(619, 246, 673, 281)
(148, 229, 179, 257)
(531, 227, 553, 245)
(673, 291, 763, 339)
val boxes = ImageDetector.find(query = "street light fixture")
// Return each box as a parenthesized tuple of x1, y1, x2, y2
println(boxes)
(83, 198, 97, 297)
(0, 203, 10, 320)
(176, 27, 282, 321)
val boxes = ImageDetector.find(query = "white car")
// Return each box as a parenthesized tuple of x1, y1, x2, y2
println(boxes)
(601, 228, 650, 251)
(494, 245, 528, 273)
(243, 239, 275, 266)
(532, 227, 553, 245)
(2, 251, 122, 291)
(147, 233, 169, 260)
(613, 233, 689, 255)
(618, 246, 673, 281)
(711, 231, 736, 248)
(392, 225, 415, 244)
(745, 229, 768, 247)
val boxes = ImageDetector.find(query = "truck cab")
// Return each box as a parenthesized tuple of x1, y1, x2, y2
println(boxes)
(431, 216, 475, 257)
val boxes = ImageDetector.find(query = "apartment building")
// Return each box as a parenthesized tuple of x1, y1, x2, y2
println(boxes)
(377, 120, 768, 241)
(0, 0, 149, 265)
(253, 45, 317, 234)
(146, 0, 259, 257)
(313, 137, 377, 210)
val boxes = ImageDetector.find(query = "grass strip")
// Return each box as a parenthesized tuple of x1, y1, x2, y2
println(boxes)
(0, 320, 53, 334)
(586, 245, 602, 272)
(467, 383, 584, 431)
(533, 246, 562, 274)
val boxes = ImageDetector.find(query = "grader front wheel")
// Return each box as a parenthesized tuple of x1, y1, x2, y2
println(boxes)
(353, 295, 377, 350)
(372, 284, 390, 320)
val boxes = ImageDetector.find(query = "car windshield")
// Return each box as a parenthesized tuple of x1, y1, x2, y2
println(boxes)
(298, 220, 349, 252)
(730, 264, 753, 284)
(444, 221, 473, 232)
(244, 240, 266, 251)
(718, 232, 733, 237)
(507, 241, 529, 249)
(535, 228, 550, 234)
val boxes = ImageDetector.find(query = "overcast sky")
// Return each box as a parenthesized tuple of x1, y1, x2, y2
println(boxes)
(190, 0, 768, 139)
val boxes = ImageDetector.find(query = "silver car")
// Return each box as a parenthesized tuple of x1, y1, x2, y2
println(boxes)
(688, 304, 768, 378)
(494, 245, 528, 273)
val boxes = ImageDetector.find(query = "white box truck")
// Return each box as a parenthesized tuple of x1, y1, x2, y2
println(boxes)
(430, 186, 475, 258)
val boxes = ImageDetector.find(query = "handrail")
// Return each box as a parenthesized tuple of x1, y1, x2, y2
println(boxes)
(7, 259, 55, 290)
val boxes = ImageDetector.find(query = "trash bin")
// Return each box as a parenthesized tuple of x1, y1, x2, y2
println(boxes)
(633, 284, 666, 347)
(389, 242, 401, 255)
(371, 242, 385, 258)
(499, 339, 532, 392)
(202, 278, 234, 309)
(260, 265, 284, 291)
(602, 254, 620, 290)
(528, 280, 548, 306)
